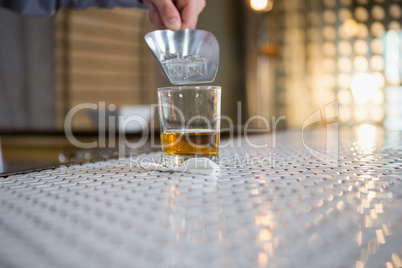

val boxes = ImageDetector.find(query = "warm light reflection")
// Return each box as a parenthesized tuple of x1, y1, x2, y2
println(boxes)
(356, 231, 362, 246)
(263, 242, 274, 257)
(258, 228, 272, 242)
(250, 0, 274, 11)
(376, 229, 386, 244)
(375, 203, 384, 214)
(351, 73, 379, 104)
(370, 207, 378, 219)
(256, 211, 275, 258)
(365, 214, 372, 227)
(356, 261, 365, 268)
(392, 253, 402, 267)
(367, 237, 379, 254)
(356, 124, 377, 154)
(251, 188, 259, 195)
(258, 252, 269, 267)
(383, 224, 390, 236)
(255, 213, 275, 230)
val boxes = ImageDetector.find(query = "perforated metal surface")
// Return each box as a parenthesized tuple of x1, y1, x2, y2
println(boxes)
(1, 128, 402, 268)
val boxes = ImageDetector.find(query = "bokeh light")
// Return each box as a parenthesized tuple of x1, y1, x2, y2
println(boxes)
(340, 19, 359, 38)
(354, 106, 368, 121)
(351, 73, 379, 104)
(250, 0, 274, 11)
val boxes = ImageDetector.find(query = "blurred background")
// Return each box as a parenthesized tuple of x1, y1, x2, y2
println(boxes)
(0, 0, 401, 172)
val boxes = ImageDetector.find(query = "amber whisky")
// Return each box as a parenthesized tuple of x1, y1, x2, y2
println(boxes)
(161, 130, 219, 156)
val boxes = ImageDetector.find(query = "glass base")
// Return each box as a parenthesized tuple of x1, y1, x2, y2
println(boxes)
(161, 153, 219, 168)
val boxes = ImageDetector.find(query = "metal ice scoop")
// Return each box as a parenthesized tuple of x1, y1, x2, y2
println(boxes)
(144, 29, 219, 85)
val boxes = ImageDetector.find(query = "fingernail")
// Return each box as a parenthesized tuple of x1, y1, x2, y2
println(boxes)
(166, 18, 181, 31)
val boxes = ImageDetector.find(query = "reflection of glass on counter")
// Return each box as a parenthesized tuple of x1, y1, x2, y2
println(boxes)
(59, 142, 155, 164)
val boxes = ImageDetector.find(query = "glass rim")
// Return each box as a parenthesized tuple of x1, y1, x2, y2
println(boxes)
(157, 85, 221, 91)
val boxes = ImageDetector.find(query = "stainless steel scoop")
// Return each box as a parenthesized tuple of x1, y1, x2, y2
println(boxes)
(144, 29, 219, 85)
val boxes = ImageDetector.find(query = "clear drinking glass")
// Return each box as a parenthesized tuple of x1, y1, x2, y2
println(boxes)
(157, 86, 221, 167)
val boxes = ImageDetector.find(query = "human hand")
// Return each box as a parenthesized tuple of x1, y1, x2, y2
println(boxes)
(142, 0, 206, 31)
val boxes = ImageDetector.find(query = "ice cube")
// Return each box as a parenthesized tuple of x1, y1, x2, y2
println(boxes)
(161, 55, 208, 83)
(162, 52, 178, 61)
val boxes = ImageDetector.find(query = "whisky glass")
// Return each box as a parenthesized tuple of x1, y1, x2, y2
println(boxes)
(157, 85, 221, 167)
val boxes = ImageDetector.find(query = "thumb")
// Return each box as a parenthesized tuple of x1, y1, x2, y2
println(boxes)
(149, 0, 181, 31)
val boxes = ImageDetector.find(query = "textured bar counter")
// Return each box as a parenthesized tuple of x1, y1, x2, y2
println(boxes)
(0, 127, 401, 268)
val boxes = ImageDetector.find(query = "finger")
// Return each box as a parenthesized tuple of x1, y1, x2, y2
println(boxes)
(178, 4, 194, 29)
(147, 3, 165, 29)
(150, 0, 181, 31)
(179, 6, 197, 29)
(176, 0, 205, 29)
